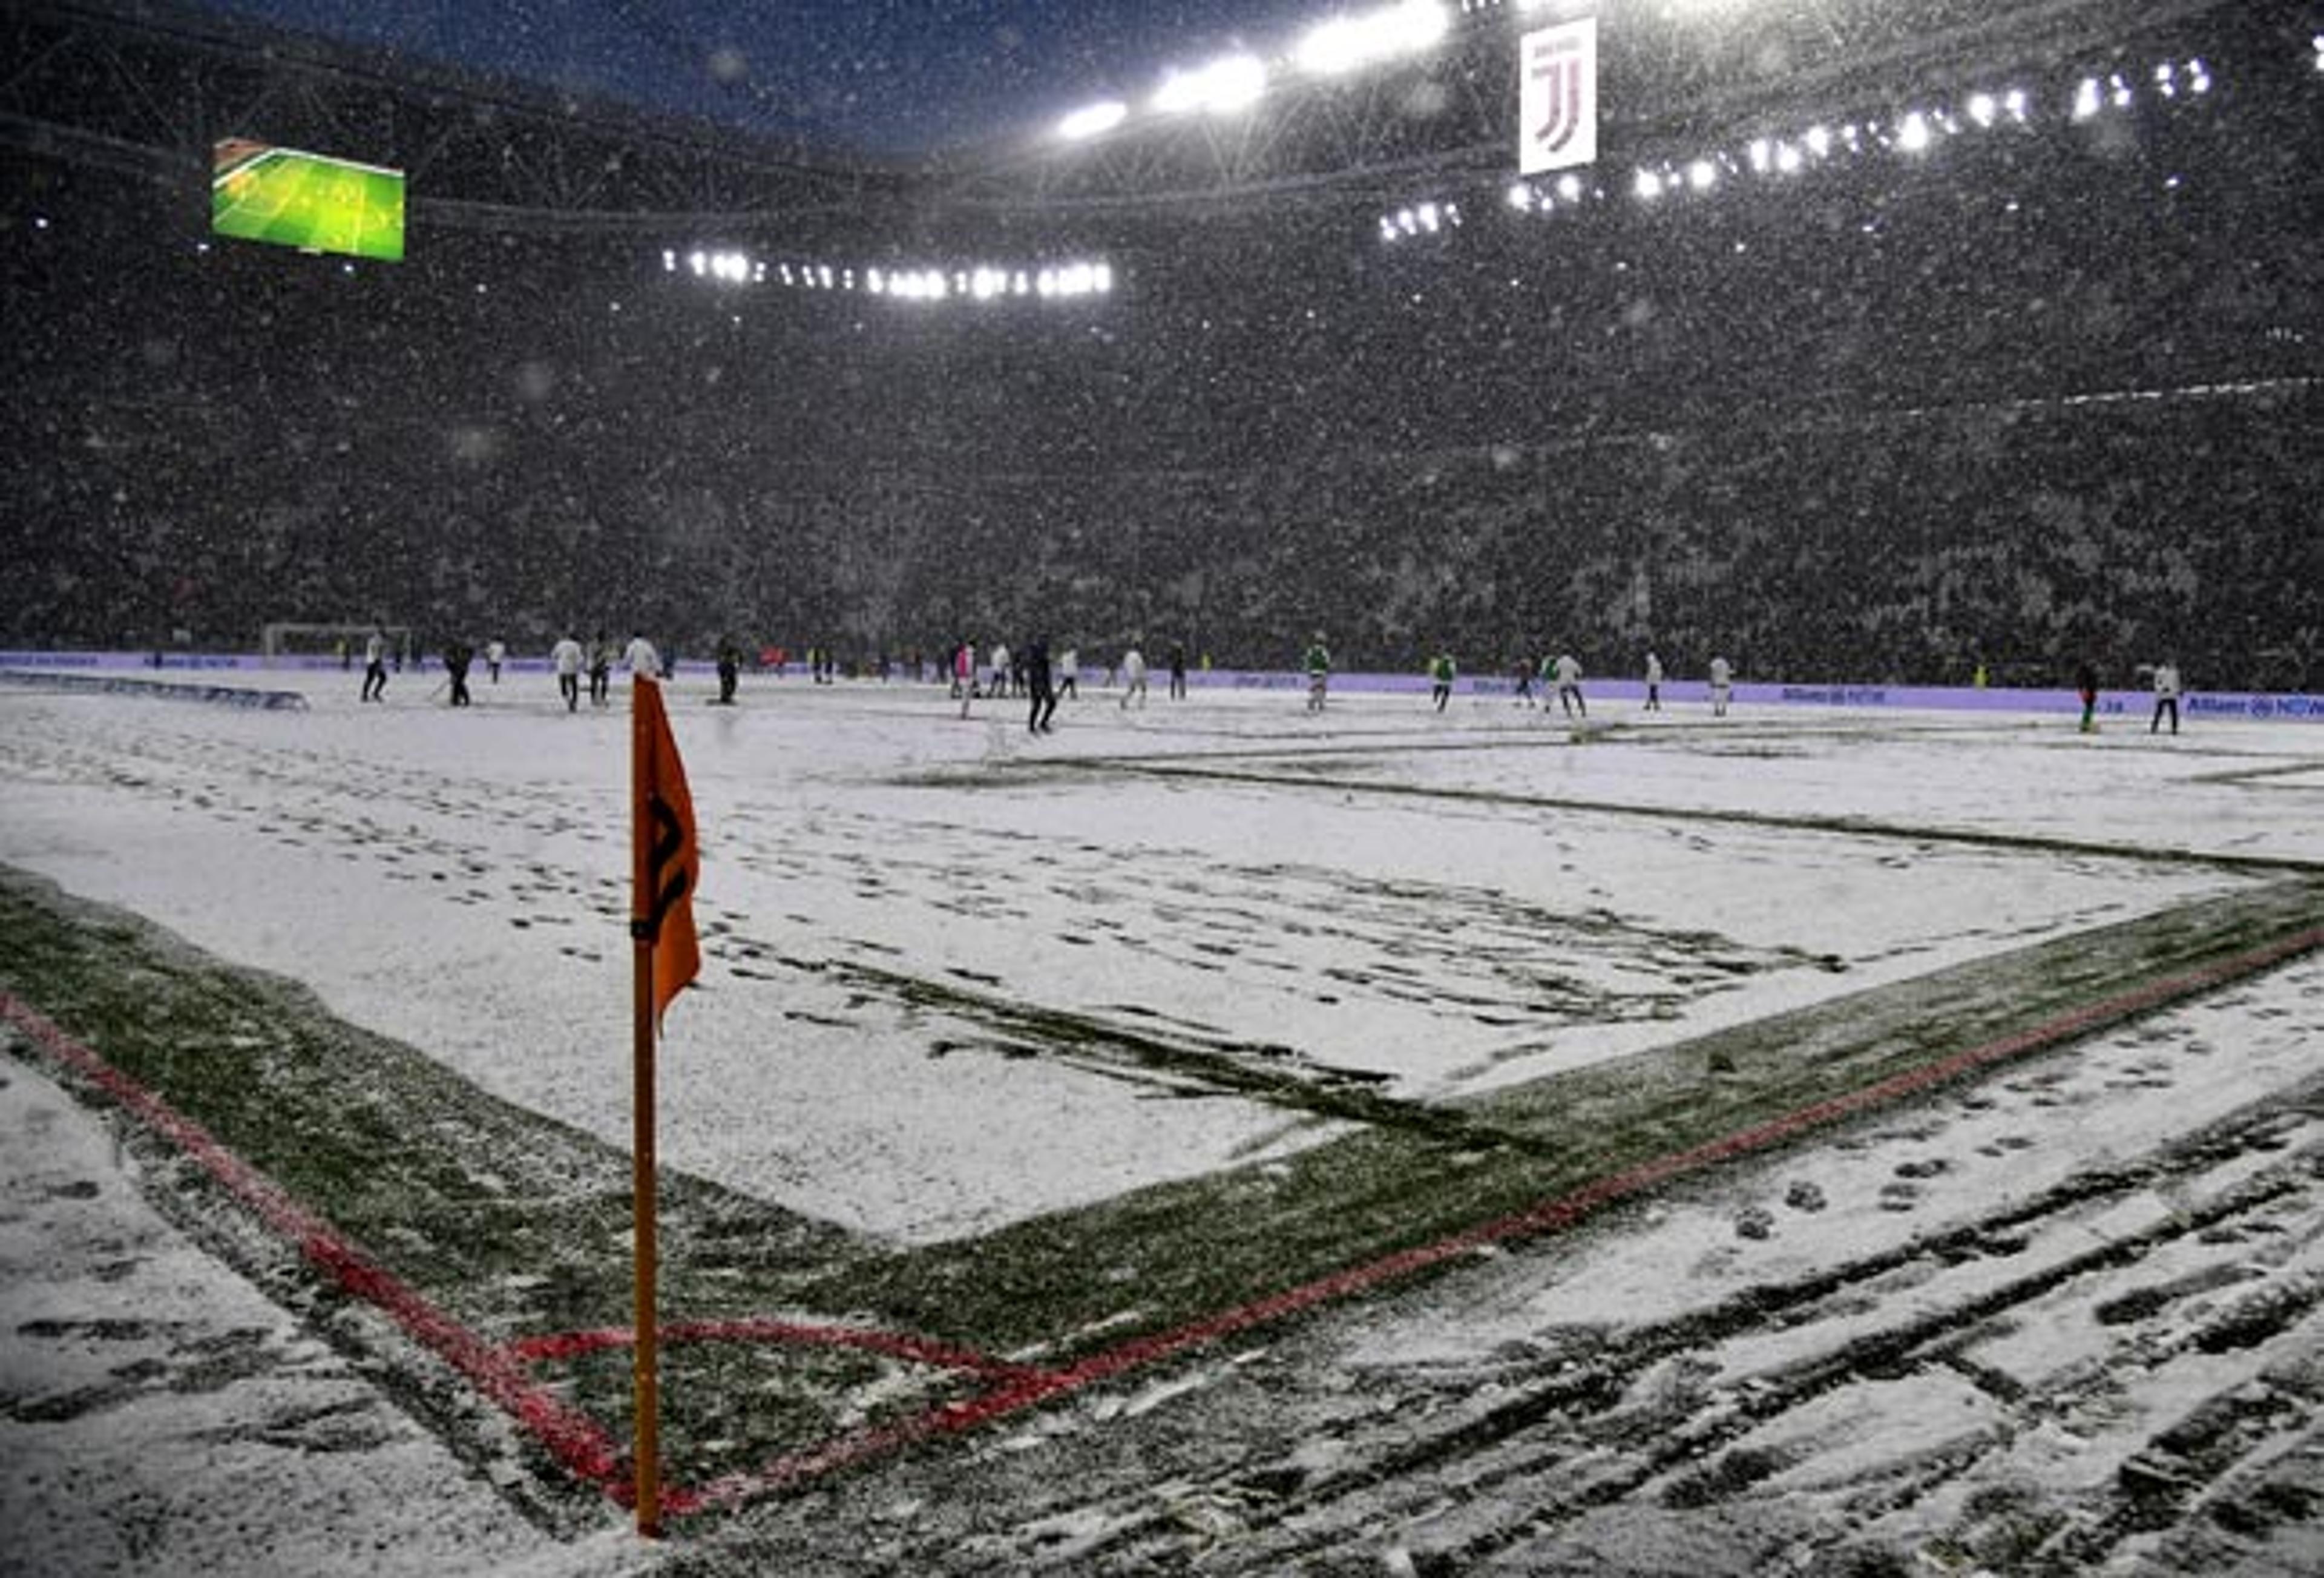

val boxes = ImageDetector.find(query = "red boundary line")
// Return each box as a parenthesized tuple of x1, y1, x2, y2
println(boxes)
(665, 919, 2324, 1516)
(0, 992, 626, 1494)
(7, 918, 2322, 1521)
(507, 1318, 1045, 1384)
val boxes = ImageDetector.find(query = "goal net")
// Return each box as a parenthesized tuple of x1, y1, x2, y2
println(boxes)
(260, 622, 412, 666)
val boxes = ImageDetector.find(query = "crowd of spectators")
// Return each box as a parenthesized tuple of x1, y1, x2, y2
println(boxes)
(2, 16, 2316, 691)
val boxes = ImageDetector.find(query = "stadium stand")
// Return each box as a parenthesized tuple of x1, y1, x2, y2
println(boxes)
(1, 0, 2317, 686)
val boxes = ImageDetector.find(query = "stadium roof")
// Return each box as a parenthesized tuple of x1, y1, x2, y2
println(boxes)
(6, 0, 2263, 222)
(182, 0, 1336, 164)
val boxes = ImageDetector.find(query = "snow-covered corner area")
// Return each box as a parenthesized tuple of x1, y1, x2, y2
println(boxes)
(3, 668, 2322, 1573)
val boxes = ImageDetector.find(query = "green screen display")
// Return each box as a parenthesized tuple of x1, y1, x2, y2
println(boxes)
(211, 140, 405, 262)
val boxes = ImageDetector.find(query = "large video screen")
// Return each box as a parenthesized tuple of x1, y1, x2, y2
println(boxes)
(211, 139, 405, 262)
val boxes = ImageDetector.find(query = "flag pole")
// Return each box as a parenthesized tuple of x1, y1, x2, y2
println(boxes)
(629, 677, 663, 1538)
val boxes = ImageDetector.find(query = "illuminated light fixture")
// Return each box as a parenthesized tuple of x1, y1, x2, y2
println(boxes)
(1633, 169, 1665, 200)
(1748, 137, 1772, 173)
(2073, 77, 2102, 118)
(687, 249, 707, 277)
(1094, 262, 1113, 294)
(661, 249, 677, 272)
(2109, 72, 2133, 108)
(1379, 216, 1402, 242)
(1154, 54, 1267, 116)
(1896, 111, 1932, 153)
(1294, 0, 1449, 77)
(1555, 173, 1583, 202)
(1686, 159, 1717, 191)
(1967, 93, 1997, 127)
(2004, 88, 2029, 120)
(1804, 125, 1832, 159)
(1774, 141, 1803, 174)
(867, 268, 885, 294)
(1506, 181, 1535, 210)
(1417, 201, 1441, 232)
(1014, 271, 1031, 294)
(1057, 100, 1128, 140)
(753, 261, 767, 283)
(2186, 58, 2211, 93)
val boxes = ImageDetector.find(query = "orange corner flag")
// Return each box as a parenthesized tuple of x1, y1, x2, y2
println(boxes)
(631, 676, 700, 1031)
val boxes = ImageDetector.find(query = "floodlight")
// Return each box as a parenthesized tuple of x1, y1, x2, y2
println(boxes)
(1634, 169, 1664, 200)
(1094, 262, 1113, 294)
(661, 249, 677, 272)
(1014, 271, 1031, 295)
(1748, 137, 1771, 173)
(1555, 173, 1583, 202)
(1896, 113, 1932, 153)
(1154, 54, 1267, 116)
(1967, 93, 1997, 127)
(867, 269, 885, 294)
(1058, 100, 1129, 140)
(1804, 125, 1832, 158)
(1295, 1, 1450, 77)
(2004, 89, 2029, 120)
(1417, 201, 1441, 231)
(1686, 159, 1717, 191)
(2187, 59, 2211, 93)
(687, 250, 707, 277)
(1774, 142, 1802, 174)
(2109, 73, 2133, 108)
(2073, 78, 2101, 119)
(1507, 181, 1535, 211)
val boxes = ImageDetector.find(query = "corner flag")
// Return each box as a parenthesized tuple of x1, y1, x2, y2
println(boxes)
(627, 672, 697, 1537)
(631, 676, 700, 1029)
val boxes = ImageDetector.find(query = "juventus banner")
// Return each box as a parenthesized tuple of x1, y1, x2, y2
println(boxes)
(1518, 16, 1599, 176)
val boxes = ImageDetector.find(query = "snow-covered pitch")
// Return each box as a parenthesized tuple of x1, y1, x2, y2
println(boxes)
(3, 668, 2320, 1574)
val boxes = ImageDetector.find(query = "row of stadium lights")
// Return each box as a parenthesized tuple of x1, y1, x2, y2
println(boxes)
(1385, 57, 2219, 244)
(1053, 0, 1548, 140)
(661, 249, 1114, 302)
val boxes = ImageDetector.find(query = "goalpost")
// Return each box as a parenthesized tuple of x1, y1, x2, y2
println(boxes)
(260, 622, 412, 667)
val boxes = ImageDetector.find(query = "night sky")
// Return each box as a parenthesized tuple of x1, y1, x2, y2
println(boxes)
(192, 0, 1339, 157)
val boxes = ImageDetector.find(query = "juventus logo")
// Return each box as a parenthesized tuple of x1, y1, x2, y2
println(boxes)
(1519, 18, 1597, 176)
(1530, 37, 1586, 156)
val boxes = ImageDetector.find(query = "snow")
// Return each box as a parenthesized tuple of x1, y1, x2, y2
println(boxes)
(2, 669, 2320, 1573)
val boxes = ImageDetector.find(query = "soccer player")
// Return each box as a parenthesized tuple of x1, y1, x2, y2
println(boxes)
(2150, 659, 2182, 735)
(1304, 634, 1331, 714)
(1553, 653, 1586, 718)
(359, 626, 389, 703)
(1026, 637, 1058, 734)
(1644, 650, 1664, 711)
(1709, 654, 1734, 717)
(550, 633, 584, 711)
(1428, 649, 1456, 712)
(1119, 644, 1149, 710)
(588, 633, 614, 706)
